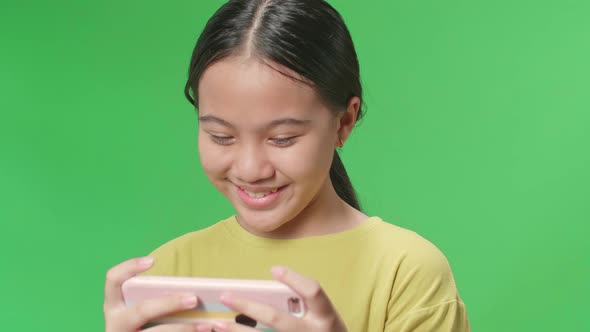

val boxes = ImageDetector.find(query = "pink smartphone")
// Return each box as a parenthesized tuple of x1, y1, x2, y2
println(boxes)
(122, 275, 306, 330)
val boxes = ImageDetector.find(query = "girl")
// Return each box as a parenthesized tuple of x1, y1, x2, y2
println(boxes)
(103, 0, 471, 331)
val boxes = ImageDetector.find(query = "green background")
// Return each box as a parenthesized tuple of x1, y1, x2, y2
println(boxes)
(1, 0, 588, 331)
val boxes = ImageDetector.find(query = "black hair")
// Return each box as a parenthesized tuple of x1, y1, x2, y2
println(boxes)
(184, 0, 365, 210)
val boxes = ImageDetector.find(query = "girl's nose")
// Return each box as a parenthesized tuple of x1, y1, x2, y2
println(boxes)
(233, 144, 275, 183)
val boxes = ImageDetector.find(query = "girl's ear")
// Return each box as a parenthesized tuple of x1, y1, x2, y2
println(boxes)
(335, 96, 361, 147)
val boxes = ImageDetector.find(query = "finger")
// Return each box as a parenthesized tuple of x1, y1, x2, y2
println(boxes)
(219, 293, 298, 331)
(104, 256, 155, 310)
(211, 321, 258, 332)
(143, 323, 197, 332)
(143, 323, 198, 332)
(271, 266, 335, 316)
(126, 293, 199, 330)
(194, 323, 213, 332)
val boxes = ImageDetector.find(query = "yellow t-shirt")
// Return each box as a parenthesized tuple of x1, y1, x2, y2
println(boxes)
(143, 215, 471, 331)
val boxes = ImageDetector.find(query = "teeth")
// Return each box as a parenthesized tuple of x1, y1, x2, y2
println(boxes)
(249, 191, 267, 198)
(243, 187, 279, 198)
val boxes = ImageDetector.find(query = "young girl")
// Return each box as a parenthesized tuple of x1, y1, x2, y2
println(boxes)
(103, 1, 470, 331)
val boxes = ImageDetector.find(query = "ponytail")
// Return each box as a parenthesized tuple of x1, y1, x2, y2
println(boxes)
(329, 150, 361, 211)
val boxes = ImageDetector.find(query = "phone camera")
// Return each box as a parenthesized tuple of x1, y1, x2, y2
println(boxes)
(288, 297, 302, 314)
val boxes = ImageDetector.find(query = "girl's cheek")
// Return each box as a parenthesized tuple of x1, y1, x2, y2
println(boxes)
(199, 143, 233, 175)
(273, 145, 331, 180)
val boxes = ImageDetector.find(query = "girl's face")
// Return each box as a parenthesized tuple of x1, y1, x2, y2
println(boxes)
(197, 56, 344, 237)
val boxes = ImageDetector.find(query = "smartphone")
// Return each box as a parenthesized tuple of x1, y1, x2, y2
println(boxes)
(122, 275, 306, 330)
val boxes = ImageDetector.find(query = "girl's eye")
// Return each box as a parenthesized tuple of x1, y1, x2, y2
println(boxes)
(270, 136, 297, 147)
(210, 134, 234, 145)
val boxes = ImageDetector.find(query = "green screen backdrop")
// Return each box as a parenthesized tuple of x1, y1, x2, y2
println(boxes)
(1, 0, 588, 331)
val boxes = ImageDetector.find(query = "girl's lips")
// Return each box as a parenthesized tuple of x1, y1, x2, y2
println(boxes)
(236, 185, 287, 209)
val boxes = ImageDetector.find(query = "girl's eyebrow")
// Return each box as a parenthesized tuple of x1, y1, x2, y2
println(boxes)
(199, 115, 311, 128)
(268, 118, 311, 127)
(199, 115, 234, 128)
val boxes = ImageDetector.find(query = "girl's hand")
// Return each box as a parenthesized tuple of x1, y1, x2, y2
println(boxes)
(196, 266, 347, 332)
(103, 257, 200, 332)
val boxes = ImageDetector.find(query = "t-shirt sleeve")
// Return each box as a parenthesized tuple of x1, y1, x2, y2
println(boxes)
(384, 233, 471, 331)
(385, 297, 470, 331)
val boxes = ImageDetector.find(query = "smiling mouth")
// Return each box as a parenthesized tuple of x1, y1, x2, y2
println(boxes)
(235, 185, 288, 209)
(241, 187, 279, 198)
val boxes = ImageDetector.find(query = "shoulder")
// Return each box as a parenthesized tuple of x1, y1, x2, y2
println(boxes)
(369, 217, 459, 299)
(367, 218, 470, 329)
(370, 217, 453, 272)
(140, 216, 231, 276)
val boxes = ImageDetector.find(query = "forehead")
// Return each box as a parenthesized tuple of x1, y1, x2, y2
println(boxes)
(197, 56, 326, 121)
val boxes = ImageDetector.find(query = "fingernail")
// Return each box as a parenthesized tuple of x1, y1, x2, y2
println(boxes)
(182, 295, 197, 308)
(139, 256, 154, 267)
(213, 321, 228, 331)
(271, 266, 286, 278)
